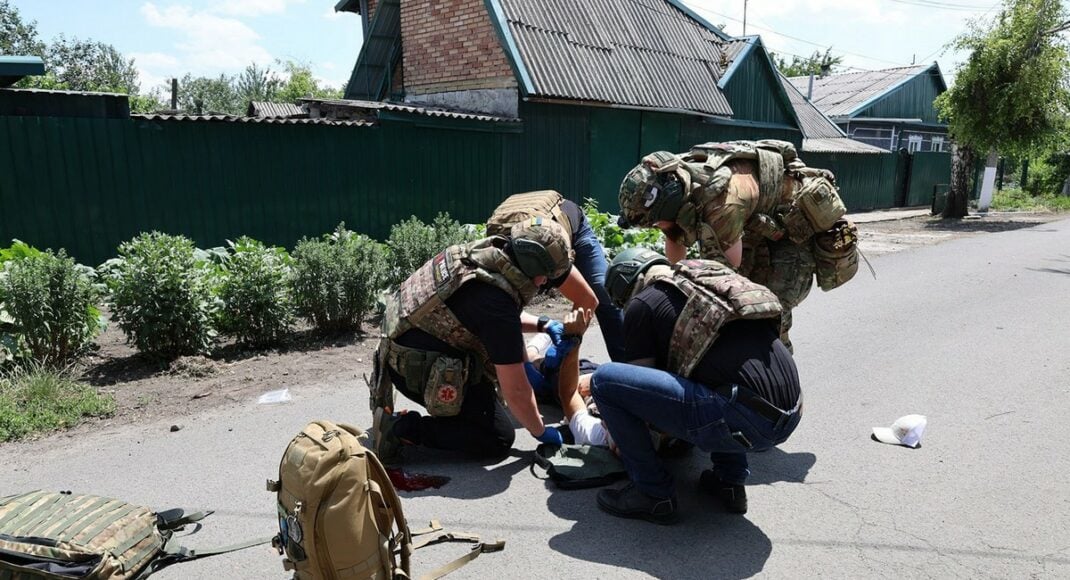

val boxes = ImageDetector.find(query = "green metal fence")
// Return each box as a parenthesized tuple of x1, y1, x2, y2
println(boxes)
(2, 100, 915, 266)
(907, 151, 952, 206)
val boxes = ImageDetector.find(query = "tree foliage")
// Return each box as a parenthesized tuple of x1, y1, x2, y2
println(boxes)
(772, 48, 844, 78)
(936, 0, 1070, 156)
(0, 0, 44, 56)
(175, 61, 342, 115)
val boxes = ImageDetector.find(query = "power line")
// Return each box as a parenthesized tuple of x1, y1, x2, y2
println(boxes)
(884, 0, 997, 12)
(685, 2, 911, 66)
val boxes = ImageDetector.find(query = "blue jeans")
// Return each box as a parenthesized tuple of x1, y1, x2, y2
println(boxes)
(591, 363, 801, 499)
(572, 219, 626, 362)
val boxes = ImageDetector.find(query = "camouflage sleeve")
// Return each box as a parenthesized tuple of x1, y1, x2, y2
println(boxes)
(701, 172, 759, 255)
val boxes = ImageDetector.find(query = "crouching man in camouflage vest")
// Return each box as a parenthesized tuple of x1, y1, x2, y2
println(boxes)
(368, 218, 575, 463)
(590, 248, 803, 524)
(618, 140, 860, 351)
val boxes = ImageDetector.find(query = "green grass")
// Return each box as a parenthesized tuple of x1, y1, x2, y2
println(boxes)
(991, 188, 1070, 211)
(0, 365, 116, 441)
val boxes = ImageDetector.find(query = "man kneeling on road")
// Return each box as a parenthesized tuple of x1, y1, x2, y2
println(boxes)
(368, 218, 575, 463)
(591, 248, 803, 524)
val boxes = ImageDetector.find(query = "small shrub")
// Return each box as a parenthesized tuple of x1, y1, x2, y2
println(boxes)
(991, 187, 1070, 212)
(292, 224, 389, 332)
(387, 212, 475, 285)
(216, 237, 294, 347)
(0, 364, 115, 441)
(0, 246, 101, 367)
(583, 198, 666, 258)
(107, 232, 216, 358)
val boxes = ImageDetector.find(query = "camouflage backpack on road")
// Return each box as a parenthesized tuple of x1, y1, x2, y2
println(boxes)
(269, 420, 503, 580)
(0, 491, 268, 579)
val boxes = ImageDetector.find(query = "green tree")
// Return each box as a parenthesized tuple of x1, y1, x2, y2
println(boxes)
(276, 61, 342, 103)
(236, 62, 283, 104)
(0, 0, 45, 56)
(935, 0, 1070, 217)
(773, 48, 843, 78)
(42, 35, 140, 94)
(177, 73, 242, 115)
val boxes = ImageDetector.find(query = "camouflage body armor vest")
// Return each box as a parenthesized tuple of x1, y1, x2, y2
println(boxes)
(372, 238, 537, 416)
(638, 260, 782, 379)
(486, 190, 573, 240)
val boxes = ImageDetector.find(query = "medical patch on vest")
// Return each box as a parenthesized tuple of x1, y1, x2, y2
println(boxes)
(436, 383, 458, 404)
(432, 251, 451, 287)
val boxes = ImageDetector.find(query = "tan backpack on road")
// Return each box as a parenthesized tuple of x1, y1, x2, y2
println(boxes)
(269, 420, 504, 580)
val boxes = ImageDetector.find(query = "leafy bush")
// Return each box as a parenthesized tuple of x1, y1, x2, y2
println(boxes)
(991, 187, 1070, 212)
(0, 364, 115, 441)
(292, 224, 389, 332)
(215, 237, 294, 347)
(106, 232, 216, 358)
(387, 212, 475, 286)
(583, 198, 666, 258)
(0, 248, 102, 366)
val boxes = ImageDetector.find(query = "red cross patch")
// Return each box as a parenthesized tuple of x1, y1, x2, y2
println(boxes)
(437, 384, 458, 403)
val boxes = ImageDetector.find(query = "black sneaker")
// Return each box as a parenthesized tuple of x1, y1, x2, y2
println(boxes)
(596, 483, 678, 525)
(699, 470, 748, 514)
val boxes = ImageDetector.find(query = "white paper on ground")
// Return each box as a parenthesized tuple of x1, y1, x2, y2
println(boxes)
(257, 389, 292, 404)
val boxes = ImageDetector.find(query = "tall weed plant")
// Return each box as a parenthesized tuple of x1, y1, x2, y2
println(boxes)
(387, 213, 475, 286)
(0, 244, 102, 367)
(583, 198, 666, 258)
(106, 232, 216, 358)
(292, 224, 389, 332)
(215, 237, 294, 347)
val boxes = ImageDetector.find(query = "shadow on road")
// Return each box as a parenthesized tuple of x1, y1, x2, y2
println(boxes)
(920, 219, 1051, 234)
(392, 450, 531, 500)
(545, 485, 772, 579)
(747, 448, 817, 485)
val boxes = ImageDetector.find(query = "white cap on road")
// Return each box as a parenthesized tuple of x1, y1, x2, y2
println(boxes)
(872, 414, 927, 448)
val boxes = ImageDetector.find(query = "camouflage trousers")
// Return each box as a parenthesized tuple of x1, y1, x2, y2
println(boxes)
(741, 237, 815, 352)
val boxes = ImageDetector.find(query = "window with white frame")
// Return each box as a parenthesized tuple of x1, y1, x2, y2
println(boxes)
(907, 134, 923, 153)
(931, 136, 945, 152)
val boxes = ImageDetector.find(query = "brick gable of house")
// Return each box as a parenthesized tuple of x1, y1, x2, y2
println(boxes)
(400, 0, 516, 95)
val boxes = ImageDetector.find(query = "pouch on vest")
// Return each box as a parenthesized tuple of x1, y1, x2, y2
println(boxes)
(531, 444, 627, 490)
(424, 355, 469, 417)
(813, 220, 860, 291)
(781, 176, 847, 244)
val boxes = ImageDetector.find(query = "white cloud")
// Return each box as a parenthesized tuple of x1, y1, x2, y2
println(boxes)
(128, 51, 181, 93)
(140, 3, 274, 73)
(214, 0, 307, 18)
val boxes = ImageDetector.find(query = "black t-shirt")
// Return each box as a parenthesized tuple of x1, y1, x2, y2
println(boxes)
(623, 282, 801, 409)
(393, 281, 525, 365)
(560, 199, 585, 239)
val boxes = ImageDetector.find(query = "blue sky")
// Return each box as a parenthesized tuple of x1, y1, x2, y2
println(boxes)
(11, 0, 998, 95)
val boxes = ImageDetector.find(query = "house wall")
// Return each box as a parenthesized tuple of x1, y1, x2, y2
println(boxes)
(855, 70, 944, 124)
(722, 50, 794, 126)
(399, 0, 516, 96)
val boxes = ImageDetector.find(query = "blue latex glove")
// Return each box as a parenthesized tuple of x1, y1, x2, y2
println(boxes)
(544, 319, 566, 345)
(535, 425, 564, 446)
(541, 338, 578, 372)
(524, 361, 546, 392)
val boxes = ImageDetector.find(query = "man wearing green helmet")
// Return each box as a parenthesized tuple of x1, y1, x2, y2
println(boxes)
(618, 141, 859, 352)
(590, 248, 802, 524)
(368, 217, 577, 463)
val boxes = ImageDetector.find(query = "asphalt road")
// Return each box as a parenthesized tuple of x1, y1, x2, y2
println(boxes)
(3, 217, 1070, 579)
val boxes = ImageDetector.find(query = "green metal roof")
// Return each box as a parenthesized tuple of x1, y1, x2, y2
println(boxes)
(0, 56, 45, 88)
(334, 0, 361, 14)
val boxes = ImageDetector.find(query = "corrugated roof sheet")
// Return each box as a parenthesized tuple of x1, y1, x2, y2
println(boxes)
(802, 137, 887, 154)
(720, 38, 752, 72)
(497, 0, 733, 117)
(132, 114, 374, 127)
(778, 73, 844, 139)
(787, 64, 932, 118)
(248, 101, 304, 118)
(304, 98, 521, 123)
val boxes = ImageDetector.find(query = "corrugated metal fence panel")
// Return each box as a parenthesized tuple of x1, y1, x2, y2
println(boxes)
(502, 102, 591, 205)
(0, 115, 516, 265)
(907, 151, 952, 206)
(588, 107, 642, 209)
(806, 151, 899, 211)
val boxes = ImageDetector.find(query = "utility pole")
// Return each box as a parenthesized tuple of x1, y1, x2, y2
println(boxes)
(743, 0, 748, 36)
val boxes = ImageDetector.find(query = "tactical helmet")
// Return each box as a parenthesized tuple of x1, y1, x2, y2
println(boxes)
(618, 154, 686, 229)
(509, 217, 572, 280)
(605, 247, 670, 307)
